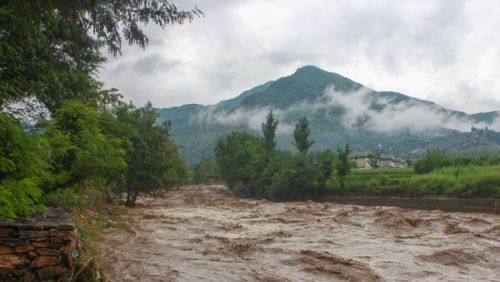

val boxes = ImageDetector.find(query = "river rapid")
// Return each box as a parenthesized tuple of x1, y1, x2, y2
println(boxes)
(97, 185, 500, 281)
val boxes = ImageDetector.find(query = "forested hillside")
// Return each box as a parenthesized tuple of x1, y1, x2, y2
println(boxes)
(158, 66, 500, 164)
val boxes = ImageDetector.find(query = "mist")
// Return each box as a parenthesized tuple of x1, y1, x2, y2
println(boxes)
(193, 85, 500, 134)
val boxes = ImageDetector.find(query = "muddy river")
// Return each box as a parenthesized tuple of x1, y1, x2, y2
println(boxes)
(97, 185, 500, 281)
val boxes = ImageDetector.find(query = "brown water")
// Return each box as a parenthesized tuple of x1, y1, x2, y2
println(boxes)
(97, 185, 500, 281)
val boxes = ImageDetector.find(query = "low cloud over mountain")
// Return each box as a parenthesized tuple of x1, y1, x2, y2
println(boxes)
(158, 66, 500, 164)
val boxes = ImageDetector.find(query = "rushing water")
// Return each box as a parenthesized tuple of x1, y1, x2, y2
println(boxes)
(97, 185, 500, 281)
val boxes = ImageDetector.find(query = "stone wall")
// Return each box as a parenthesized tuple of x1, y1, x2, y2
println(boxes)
(0, 208, 77, 281)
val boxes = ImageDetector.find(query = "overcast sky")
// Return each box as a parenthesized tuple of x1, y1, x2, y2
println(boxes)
(99, 0, 500, 114)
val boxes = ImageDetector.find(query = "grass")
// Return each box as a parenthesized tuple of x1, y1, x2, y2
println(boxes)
(43, 187, 135, 281)
(72, 204, 131, 242)
(335, 165, 500, 198)
(69, 201, 133, 282)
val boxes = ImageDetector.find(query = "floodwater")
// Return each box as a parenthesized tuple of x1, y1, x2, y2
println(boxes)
(97, 185, 500, 281)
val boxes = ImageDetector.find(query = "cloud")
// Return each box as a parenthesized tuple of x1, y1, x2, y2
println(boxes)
(193, 84, 500, 133)
(194, 105, 295, 134)
(132, 54, 179, 75)
(99, 0, 500, 113)
(320, 86, 500, 132)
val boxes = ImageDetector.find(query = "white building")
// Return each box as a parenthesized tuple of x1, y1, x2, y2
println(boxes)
(350, 152, 407, 169)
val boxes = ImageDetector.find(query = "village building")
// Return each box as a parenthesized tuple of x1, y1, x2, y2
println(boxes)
(350, 152, 408, 169)
(205, 174, 223, 185)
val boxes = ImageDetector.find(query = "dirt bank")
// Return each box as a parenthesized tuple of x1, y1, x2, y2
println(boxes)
(97, 185, 500, 281)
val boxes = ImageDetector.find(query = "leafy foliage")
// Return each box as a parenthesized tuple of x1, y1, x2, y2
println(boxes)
(0, 179, 45, 219)
(0, 0, 201, 113)
(192, 158, 219, 184)
(0, 1, 197, 217)
(268, 154, 322, 200)
(334, 144, 352, 193)
(44, 100, 127, 190)
(368, 149, 382, 168)
(215, 118, 344, 201)
(215, 132, 266, 196)
(262, 110, 279, 152)
(111, 102, 189, 205)
(414, 148, 449, 174)
(293, 117, 315, 154)
(0, 113, 47, 218)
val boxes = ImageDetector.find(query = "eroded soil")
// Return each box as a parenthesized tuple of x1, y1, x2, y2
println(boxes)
(97, 185, 500, 281)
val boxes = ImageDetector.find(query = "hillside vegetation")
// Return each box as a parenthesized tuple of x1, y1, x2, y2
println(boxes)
(214, 112, 500, 200)
(159, 66, 500, 164)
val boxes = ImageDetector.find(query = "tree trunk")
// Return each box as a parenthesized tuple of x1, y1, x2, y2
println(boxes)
(126, 179, 133, 206)
(132, 187, 138, 205)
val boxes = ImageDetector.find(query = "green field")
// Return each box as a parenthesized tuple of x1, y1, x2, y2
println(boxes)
(338, 165, 500, 198)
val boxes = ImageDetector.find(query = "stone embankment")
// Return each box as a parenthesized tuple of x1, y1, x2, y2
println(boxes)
(0, 208, 77, 281)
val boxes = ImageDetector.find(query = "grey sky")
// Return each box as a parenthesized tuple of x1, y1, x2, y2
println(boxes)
(99, 0, 500, 113)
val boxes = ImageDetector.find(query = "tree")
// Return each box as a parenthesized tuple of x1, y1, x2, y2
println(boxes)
(193, 158, 219, 184)
(293, 117, 315, 154)
(314, 150, 335, 195)
(261, 110, 279, 152)
(368, 149, 382, 169)
(335, 144, 352, 194)
(0, 0, 202, 114)
(268, 153, 321, 201)
(114, 102, 188, 206)
(44, 100, 127, 191)
(214, 131, 265, 196)
(0, 113, 47, 218)
(414, 148, 449, 174)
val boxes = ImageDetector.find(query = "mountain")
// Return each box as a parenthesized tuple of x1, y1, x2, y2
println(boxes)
(158, 66, 500, 164)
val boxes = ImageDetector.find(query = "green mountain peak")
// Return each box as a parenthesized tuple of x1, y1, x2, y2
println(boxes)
(158, 66, 500, 164)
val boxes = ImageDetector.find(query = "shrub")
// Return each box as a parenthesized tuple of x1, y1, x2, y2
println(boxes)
(0, 179, 45, 219)
(44, 188, 85, 211)
(268, 154, 321, 201)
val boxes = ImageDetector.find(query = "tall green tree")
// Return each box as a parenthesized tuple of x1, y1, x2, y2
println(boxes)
(293, 117, 314, 154)
(0, 0, 202, 113)
(114, 102, 188, 206)
(335, 144, 352, 194)
(261, 110, 279, 152)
